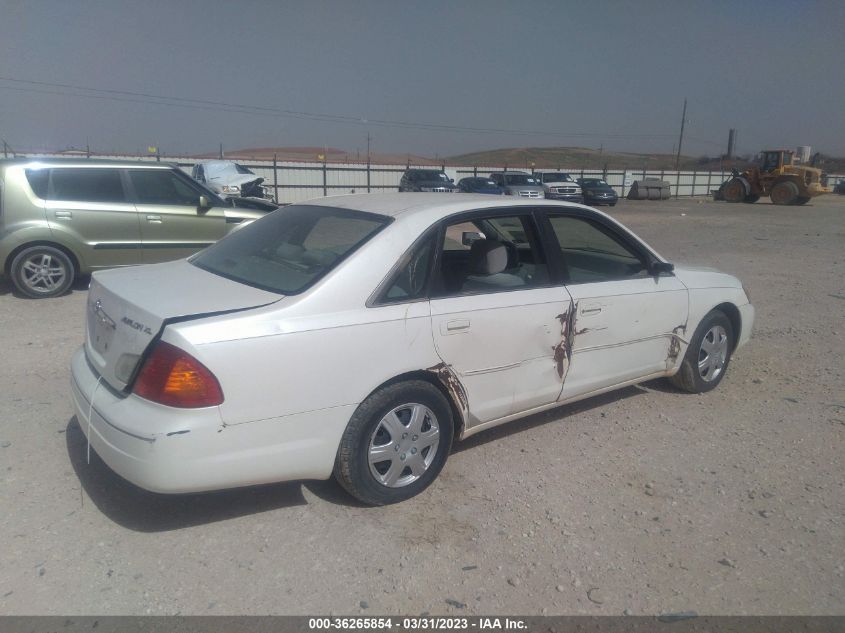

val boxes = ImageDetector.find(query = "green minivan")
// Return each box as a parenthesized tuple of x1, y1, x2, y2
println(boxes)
(0, 158, 265, 298)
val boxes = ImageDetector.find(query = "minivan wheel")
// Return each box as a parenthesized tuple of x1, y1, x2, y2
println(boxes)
(9, 245, 75, 298)
(334, 380, 453, 505)
(669, 309, 734, 393)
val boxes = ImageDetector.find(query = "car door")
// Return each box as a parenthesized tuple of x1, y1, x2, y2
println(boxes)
(429, 211, 573, 426)
(541, 211, 688, 400)
(44, 167, 141, 268)
(127, 168, 228, 263)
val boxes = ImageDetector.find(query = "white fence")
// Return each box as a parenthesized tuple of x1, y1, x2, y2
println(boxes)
(7, 151, 844, 204)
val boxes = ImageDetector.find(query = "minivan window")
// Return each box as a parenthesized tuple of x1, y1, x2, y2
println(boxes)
(129, 169, 203, 206)
(25, 169, 50, 199)
(50, 168, 126, 203)
(190, 205, 390, 295)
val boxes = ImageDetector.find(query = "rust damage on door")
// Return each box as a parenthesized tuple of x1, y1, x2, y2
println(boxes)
(426, 361, 469, 424)
(667, 324, 687, 362)
(552, 300, 578, 380)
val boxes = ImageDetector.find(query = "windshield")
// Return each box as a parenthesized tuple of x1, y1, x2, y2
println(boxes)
(504, 174, 537, 186)
(411, 170, 449, 181)
(581, 179, 610, 187)
(540, 173, 573, 182)
(235, 164, 255, 175)
(466, 178, 497, 187)
(190, 175, 229, 206)
(190, 205, 391, 294)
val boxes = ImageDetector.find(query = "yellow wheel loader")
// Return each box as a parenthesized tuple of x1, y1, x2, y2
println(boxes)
(719, 150, 830, 205)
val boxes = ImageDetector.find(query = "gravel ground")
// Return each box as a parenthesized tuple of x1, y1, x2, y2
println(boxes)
(0, 195, 843, 616)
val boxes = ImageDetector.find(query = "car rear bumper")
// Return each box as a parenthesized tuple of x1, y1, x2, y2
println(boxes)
(70, 346, 353, 493)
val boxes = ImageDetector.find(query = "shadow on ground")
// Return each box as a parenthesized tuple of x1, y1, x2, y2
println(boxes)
(0, 275, 90, 298)
(66, 378, 662, 530)
(65, 417, 328, 532)
(454, 383, 650, 452)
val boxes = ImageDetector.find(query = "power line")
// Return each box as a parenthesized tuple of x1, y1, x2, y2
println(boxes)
(0, 76, 678, 142)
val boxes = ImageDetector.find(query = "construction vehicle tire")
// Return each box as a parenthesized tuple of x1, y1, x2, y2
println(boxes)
(721, 178, 745, 203)
(770, 180, 799, 205)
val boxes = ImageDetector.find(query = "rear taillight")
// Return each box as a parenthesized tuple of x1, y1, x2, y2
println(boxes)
(133, 341, 223, 408)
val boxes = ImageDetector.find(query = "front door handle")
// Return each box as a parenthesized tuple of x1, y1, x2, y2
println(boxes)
(146, 215, 162, 223)
(442, 319, 470, 335)
(54, 211, 72, 220)
(580, 303, 603, 316)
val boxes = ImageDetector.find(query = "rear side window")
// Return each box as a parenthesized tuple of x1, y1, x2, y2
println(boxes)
(190, 205, 390, 294)
(25, 169, 49, 199)
(129, 170, 202, 205)
(50, 168, 126, 203)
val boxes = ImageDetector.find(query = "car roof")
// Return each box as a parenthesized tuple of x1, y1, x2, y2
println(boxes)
(303, 192, 590, 221)
(0, 157, 176, 170)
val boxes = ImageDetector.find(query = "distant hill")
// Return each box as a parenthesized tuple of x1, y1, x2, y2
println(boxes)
(208, 146, 438, 165)
(446, 146, 715, 170)
(446, 146, 845, 173)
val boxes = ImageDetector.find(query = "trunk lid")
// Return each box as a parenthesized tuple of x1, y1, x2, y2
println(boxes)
(85, 259, 282, 391)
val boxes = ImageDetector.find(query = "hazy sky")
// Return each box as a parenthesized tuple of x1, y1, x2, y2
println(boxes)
(1, 0, 843, 158)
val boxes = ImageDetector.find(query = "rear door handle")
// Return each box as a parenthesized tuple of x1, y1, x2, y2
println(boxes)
(442, 319, 470, 334)
(580, 303, 603, 316)
(54, 211, 72, 220)
(146, 215, 162, 223)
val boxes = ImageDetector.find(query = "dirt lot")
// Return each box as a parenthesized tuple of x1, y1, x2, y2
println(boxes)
(0, 195, 843, 616)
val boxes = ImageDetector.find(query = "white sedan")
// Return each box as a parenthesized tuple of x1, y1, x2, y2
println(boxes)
(70, 194, 754, 505)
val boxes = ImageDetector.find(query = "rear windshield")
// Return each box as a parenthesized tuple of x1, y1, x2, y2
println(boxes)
(190, 205, 391, 294)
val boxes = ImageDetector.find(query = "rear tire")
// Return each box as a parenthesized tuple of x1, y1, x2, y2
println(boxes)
(721, 179, 745, 203)
(334, 380, 454, 505)
(795, 196, 810, 205)
(770, 180, 799, 205)
(669, 310, 734, 394)
(743, 194, 760, 203)
(9, 245, 75, 298)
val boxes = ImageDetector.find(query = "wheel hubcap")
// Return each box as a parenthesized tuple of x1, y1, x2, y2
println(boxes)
(368, 403, 440, 488)
(698, 325, 729, 382)
(21, 253, 66, 293)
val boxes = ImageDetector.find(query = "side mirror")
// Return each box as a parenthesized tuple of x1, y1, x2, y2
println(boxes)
(449, 178, 455, 183)
(198, 195, 211, 211)
(462, 231, 484, 246)
(650, 261, 674, 275)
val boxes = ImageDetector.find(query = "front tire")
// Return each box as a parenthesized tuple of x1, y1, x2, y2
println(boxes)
(9, 245, 75, 298)
(721, 178, 746, 203)
(795, 196, 810, 205)
(743, 194, 760, 203)
(770, 180, 799, 205)
(334, 381, 454, 505)
(669, 310, 734, 393)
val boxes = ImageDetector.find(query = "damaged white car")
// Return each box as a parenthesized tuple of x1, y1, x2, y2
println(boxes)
(71, 194, 754, 505)
(191, 160, 272, 201)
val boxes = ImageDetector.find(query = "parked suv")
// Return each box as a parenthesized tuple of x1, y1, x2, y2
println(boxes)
(398, 169, 457, 192)
(0, 159, 264, 298)
(533, 171, 583, 203)
(489, 171, 544, 198)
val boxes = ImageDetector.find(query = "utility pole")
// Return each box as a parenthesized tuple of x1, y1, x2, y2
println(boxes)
(675, 98, 687, 170)
(366, 132, 371, 163)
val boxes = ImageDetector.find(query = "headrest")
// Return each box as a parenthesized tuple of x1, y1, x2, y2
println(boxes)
(468, 239, 508, 275)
